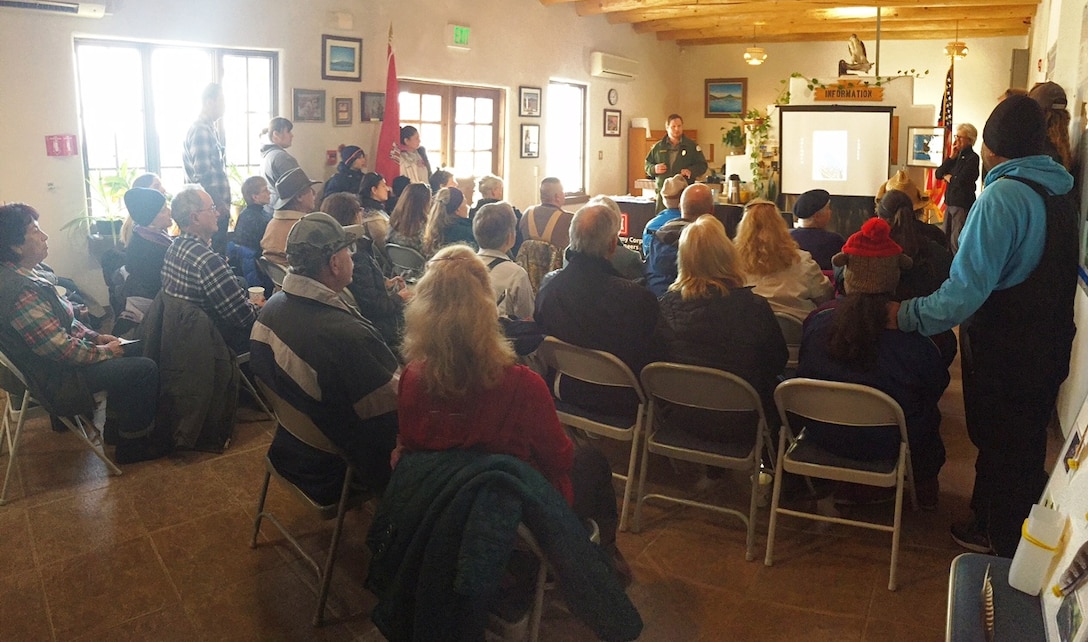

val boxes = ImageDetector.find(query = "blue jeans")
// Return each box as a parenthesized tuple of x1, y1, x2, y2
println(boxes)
(81, 356, 158, 439)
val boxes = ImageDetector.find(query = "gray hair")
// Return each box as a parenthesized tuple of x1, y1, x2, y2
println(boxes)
(956, 123, 978, 145)
(569, 204, 615, 257)
(170, 185, 207, 230)
(539, 177, 563, 203)
(473, 202, 517, 250)
(477, 174, 503, 199)
(587, 195, 622, 235)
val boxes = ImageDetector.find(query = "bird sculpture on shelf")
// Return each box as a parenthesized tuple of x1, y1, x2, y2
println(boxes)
(838, 34, 874, 76)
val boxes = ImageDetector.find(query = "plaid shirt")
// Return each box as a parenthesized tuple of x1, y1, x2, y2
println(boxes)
(183, 116, 231, 211)
(6, 265, 109, 365)
(161, 233, 257, 332)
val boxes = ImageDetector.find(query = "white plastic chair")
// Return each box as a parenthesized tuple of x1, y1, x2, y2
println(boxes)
(0, 349, 122, 505)
(250, 379, 367, 626)
(535, 336, 646, 532)
(774, 312, 803, 376)
(636, 362, 775, 561)
(765, 378, 918, 591)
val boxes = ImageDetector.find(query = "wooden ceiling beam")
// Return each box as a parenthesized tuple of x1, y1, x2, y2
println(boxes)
(579, 0, 1036, 16)
(675, 25, 1028, 45)
(634, 8, 1033, 33)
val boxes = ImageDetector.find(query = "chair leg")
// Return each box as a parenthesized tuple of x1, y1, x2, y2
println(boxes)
(632, 424, 653, 534)
(745, 460, 759, 562)
(0, 391, 30, 506)
(527, 554, 548, 642)
(764, 429, 789, 567)
(314, 467, 354, 627)
(239, 371, 274, 420)
(57, 416, 121, 476)
(250, 471, 272, 548)
(888, 451, 907, 591)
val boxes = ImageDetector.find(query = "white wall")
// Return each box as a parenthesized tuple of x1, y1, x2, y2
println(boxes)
(0, 0, 677, 300)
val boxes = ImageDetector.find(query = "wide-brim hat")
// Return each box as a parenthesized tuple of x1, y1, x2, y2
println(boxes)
(875, 170, 927, 211)
(274, 167, 321, 210)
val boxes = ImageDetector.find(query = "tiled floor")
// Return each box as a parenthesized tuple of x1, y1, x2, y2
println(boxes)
(0, 352, 1062, 641)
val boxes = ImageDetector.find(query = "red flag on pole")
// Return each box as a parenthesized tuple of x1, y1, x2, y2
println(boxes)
(925, 61, 955, 217)
(375, 25, 401, 185)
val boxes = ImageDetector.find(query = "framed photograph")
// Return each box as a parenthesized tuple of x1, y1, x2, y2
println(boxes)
(292, 89, 326, 123)
(906, 126, 945, 167)
(360, 92, 385, 121)
(321, 34, 362, 82)
(520, 124, 540, 158)
(519, 86, 541, 118)
(704, 78, 747, 118)
(333, 97, 352, 127)
(603, 109, 621, 137)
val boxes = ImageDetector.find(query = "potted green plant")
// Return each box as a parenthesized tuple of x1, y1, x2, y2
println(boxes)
(743, 109, 773, 198)
(721, 124, 746, 155)
(61, 163, 136, 258)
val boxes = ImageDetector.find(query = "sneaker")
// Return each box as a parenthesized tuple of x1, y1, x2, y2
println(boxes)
(951, 518, 993, 553)
(914, 477, 939, 511)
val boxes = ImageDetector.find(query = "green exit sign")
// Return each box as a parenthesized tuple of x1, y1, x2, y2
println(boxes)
(447, 24, 470, 49)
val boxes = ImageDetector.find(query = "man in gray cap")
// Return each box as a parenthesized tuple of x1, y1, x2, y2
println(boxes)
(789, 188, 843, 271)
(250, 212, 399, 502)
(890, 95, 1077, 557)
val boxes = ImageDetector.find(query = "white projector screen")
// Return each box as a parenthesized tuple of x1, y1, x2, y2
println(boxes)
(779, 106, 893, 197)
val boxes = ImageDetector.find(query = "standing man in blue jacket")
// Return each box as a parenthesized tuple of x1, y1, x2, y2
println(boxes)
(889, 96, 1077, 557)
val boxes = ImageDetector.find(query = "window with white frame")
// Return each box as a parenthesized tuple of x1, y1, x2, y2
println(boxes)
(74, 39, 276, 215)
(398, 80, 504, 181)
(544, 81, 586, 197)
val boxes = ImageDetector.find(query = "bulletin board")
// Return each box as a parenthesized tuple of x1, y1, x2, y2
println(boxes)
(1040, 394, 1088, 642)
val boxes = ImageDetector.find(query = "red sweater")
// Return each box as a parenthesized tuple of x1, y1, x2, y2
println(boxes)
(397, 363, 574, 504)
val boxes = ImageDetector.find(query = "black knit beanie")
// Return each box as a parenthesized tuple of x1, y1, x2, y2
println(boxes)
(982, 95, 1045, 159)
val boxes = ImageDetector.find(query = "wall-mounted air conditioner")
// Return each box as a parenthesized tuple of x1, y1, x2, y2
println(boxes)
(0, 1, 106, 18)
(590, 51, 639, 81)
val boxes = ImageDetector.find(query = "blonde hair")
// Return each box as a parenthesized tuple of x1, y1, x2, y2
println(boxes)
(401, 245, 515, 398)
(422, 187, 459, 257)
(734, 199, 800, 276)
(670, 215, 744, 300)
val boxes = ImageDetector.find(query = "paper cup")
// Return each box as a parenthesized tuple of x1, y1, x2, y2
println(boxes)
(248, 286, 265, 303)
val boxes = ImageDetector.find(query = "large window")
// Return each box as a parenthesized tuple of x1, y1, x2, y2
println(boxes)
(545, 81, 586, 197)
(399, 81, 503, 179)
(75, 39, 276, 215)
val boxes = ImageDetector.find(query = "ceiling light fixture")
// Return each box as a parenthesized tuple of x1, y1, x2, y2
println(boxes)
(944, 21, 968, 60)
(744, 26, 767, 65)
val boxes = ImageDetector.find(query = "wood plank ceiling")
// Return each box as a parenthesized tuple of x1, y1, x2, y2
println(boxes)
(538, 0, 1035, 46)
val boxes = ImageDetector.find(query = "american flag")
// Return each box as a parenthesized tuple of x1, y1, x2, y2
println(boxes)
(926, 62, 955, 215)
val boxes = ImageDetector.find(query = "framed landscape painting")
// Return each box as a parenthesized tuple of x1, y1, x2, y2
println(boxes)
(705, 78, 747, 118)
(322, 35, 362, 82)
(293, 89, 326, 123)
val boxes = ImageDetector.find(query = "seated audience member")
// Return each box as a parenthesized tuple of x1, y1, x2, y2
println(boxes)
(163, 186, 259, 354)
(357, 172, 392, 251)
(422, 187, 475, 256)
(535, 204, 668, 418)
(232, 176, 272, 251)
(469, 174, 523, 255)
(659, 215, 787, 417)
(588, 195, 644, 281)
(642, 174, 685, 254)
(323, 192, 409, 349)
(875, 189, 952, 300)
(395, 244, 625, 574)
(385, 175, 411, 215)
(261, 167, 320, 265)
(519, 177, 574, 253)
(797, 218, 953, 509)
(122, 187, 173, 301)
(875, 170, 947, 248)
(121, 172, 167, 247)
(386, 182, 431, 254)
(428, 169, 456, 195)
(323, 145, 367, 197)
(250, 213, 399, 503)
(644, 183, 715, 297)
(735, 199, 833, 320)
(0, 203, 170, 463)
(789, 189, 844, 271)
(474, 202, 534, 319)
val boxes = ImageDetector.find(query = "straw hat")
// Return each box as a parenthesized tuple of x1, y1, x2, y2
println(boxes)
(875, 170, 927, 211)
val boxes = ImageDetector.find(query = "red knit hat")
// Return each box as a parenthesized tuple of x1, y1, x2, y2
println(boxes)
(841, 218, 902, 257)
(832, 218, 912, 295)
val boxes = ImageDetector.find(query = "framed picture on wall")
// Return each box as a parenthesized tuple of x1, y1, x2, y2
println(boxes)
(520, 124, 540, 158)
(333, 97, 352, 126)
(604, 109, 621, 137)
(360, 92, 385, 121)
(519, 86, 541, 117)
(906, 126, 945, 167)
(293, 89, 326, 123)
(704, 78, 747, 118)
(321, 35, 362, 82)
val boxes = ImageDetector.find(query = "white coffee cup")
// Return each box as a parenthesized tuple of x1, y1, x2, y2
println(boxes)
(248, 286, 265, 304)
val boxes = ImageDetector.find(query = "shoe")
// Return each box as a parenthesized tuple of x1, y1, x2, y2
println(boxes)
(914, 477, 939, 511)
(833, 482, 895, 506)
(951, 518, 993, 553)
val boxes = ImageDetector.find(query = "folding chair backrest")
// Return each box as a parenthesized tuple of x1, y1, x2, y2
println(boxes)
(255, 378, 340, 456)
(774, 312, 803, 345)
(384, 243, 427, 274)
(640, 362, 763, 415)
(537, 336, 644, 402)
(257, 256, 288, 288)
(774, 378, 908, 444)
(0, 348, 28, 388)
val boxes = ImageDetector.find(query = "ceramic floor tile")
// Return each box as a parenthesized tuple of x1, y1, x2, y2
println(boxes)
(862, 618, 945, 641)
(0, 506, 36, 578)
(754, 535, 880, 618)
(120, 458, 237, 533)
(40, 535, 178, 640)
(713, 600, 867, 641)
(0, 569, 52, 641)
(26, 484, 146, 567)
(69, 604, 198, 642)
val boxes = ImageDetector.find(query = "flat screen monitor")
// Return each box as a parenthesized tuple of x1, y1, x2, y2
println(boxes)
(778, 105, 893, 197)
